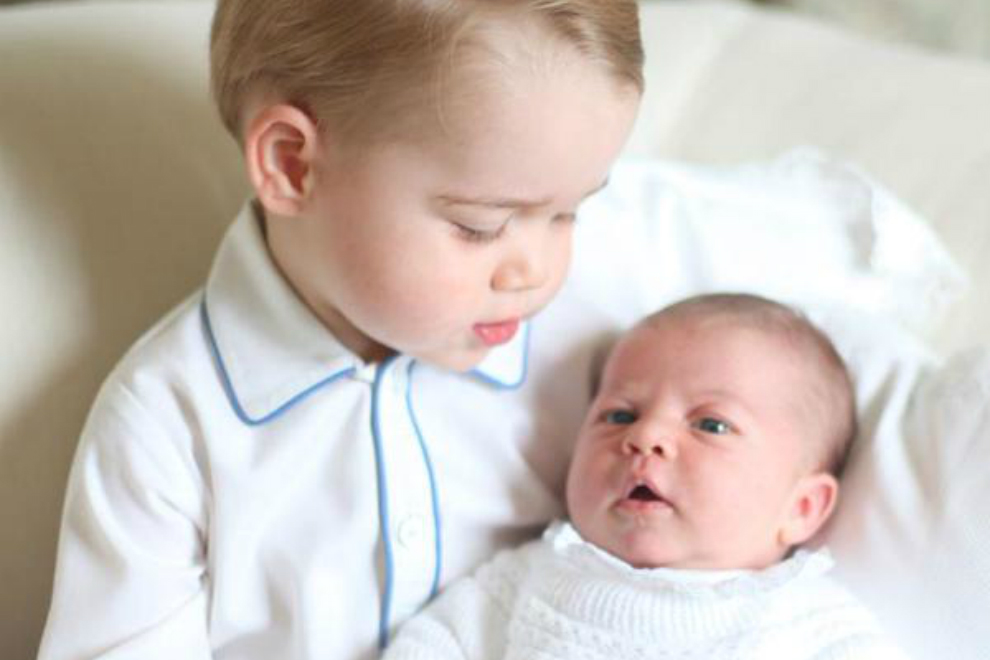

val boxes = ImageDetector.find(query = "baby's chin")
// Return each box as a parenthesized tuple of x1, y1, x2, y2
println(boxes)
(606, 541, 687, 570)
(613, 545, 786, 571)
(572, 522, 676, 569)
(578, 523, 787, 571)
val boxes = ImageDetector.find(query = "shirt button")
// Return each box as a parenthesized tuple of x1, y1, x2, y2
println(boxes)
(351, 362, 377, 384)
(397, 515, 426, 549)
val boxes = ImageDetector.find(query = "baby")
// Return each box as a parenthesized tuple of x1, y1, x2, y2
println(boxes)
(383, 293, 908, 659)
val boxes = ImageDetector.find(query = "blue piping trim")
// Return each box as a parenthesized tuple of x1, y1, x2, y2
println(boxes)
(469, 322, 531, 390)
(371, 357, 398, 651)
(199, 299, 356, 426)
(405, 361, 443, 599)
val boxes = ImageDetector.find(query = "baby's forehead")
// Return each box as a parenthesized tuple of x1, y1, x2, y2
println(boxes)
(640, 305, 827, 362)
(626, 311, 795, 360)
(597, 299, 855, 471)
(604, 313, 827, 405)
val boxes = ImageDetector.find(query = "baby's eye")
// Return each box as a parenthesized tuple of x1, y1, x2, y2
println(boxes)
(603, 409, 637, 425)
(692, 417, 732, 435)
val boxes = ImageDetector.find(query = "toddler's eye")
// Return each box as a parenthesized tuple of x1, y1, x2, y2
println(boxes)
(693, 417, 732, 435)
(455, 223, 505, 244)
(450, 211, 514, 244)
(603, 409, 637, 425)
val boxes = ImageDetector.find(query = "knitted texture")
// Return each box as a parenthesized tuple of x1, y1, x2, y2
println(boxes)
(384, 522, 909, 660)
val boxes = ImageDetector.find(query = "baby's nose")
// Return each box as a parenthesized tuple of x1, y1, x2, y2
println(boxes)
(622, 426, 676, 459)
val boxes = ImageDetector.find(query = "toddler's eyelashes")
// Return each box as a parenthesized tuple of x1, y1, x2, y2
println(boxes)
(453, 223, 506, 243)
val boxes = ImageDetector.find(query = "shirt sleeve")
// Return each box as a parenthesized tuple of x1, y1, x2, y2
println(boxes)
(38, 379, 212, 660)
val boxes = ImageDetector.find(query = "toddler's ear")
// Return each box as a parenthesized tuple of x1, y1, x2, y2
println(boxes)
(777, 472, 839, 548)
(244, 104, 320, 216)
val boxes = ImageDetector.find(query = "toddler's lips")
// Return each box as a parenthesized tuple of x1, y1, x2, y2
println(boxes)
(473, 319, 520, 347)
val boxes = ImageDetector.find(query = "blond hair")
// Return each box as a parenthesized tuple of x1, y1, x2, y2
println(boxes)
(645, 293, 857, 478)
(210, 0, 643, 145)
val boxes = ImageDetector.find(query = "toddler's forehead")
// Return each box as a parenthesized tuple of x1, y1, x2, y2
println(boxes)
(426, 22, 627, 136)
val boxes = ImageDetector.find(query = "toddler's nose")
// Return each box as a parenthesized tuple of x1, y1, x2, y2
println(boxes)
(491, 248, 549, 292)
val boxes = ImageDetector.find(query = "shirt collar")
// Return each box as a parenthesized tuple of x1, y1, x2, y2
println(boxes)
(202, 202, 529, 424)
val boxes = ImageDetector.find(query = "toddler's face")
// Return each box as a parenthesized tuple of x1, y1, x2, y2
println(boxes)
(280, 54, 639, 370)
(566, 316, 822, 570)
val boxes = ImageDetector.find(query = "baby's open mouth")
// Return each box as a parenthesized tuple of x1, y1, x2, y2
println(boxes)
(627, 482, 666, 504)
(617, 481, 673, 516)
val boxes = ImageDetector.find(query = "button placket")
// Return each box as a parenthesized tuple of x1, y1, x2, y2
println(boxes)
(372, 357, 439, 635)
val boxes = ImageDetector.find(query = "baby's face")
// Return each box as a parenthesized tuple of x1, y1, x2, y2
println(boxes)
(273, 40, 639, 370)
(566, 315, 822, 570)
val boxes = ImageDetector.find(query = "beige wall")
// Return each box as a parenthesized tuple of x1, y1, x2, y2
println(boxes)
(8, 0, 981, 58)
(761, 0, 990, 58)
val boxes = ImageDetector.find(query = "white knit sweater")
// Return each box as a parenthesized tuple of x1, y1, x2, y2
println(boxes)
(383, 522, 908, 660)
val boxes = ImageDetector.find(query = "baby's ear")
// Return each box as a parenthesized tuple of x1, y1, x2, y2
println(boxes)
(777, 472, 839, 548)
(244, 103, 320, 216)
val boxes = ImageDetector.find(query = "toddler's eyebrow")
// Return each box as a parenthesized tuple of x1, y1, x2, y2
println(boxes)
(437, 178, 609, 210)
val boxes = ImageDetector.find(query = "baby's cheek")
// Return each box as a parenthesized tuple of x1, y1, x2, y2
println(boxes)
(568, 457, 603, 514)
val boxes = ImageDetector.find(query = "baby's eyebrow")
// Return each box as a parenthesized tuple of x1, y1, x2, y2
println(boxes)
(694, 391, 757, 420)
(437, 178, 609, 210)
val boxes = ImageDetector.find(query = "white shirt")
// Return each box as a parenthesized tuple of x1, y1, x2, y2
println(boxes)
(382, 522, 909, 660)
(39, 203, 591, 660)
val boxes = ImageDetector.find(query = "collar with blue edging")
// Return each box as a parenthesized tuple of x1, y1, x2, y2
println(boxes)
(201, 202, 531, 425)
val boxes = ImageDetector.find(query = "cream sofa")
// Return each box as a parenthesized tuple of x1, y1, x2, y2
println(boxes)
(2, 1, 989, 659)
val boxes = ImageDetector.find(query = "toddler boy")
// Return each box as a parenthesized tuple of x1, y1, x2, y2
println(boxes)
(38, 1, 642, 659)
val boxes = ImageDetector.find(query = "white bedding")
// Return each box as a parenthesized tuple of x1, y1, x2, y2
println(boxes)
(572, 151, 987, 657)
(829, 337, 990, 659)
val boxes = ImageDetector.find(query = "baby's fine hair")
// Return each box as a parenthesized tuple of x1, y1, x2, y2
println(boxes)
(648, 293, 857, 478)
(210, 0, 644, 144)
